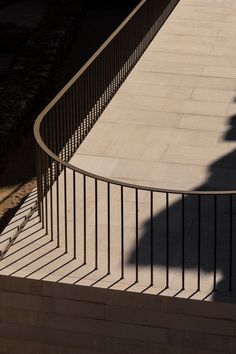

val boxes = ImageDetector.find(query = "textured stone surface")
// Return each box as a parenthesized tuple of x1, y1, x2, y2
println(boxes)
(0, 0, 236, 299)
(0, 276, 234, 353)
(73, 0, 236, 192)
(1, 1, 236, 352)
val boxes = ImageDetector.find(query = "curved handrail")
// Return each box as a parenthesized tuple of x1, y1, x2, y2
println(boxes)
(34, 116, 236, 195)
(34, 0, 236, 196)
(33, 0, 236, 295)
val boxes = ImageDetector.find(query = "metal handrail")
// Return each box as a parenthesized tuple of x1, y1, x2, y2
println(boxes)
(33, 0, 236, 196)
(34, 111, 236, 195)
(33, 0, 235, 294)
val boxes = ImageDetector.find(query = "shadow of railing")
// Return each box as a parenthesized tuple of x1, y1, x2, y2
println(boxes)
(127, 114, 236, 302)
(2, 0, 236, 304)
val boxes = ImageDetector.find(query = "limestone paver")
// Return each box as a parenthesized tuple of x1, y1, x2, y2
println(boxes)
(192, 88, 236, 103)
(178, 114, 231, 132)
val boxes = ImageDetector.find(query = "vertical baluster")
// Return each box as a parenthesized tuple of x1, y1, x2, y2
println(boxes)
(229, 195, 233, 291)
(95, 179, 98, 270)
(63, 95, 67, 161)
(52, 107, 57, 156)
(59, 100, 64, 160)
(135, 188, 139, 284)
(41, 149, 46, 230)
(36, 144, 42, 221)
(213, 195, 217, 291)
(150, 190, 154, 287)
(40, 148, 44, 229)
(85, 71, 89, 135)
(77, 80, 82, 145)
(49, 156, 53, 242)
(90, 64, 94, 127)
(83, 174, 87, 265)
(87, 69, 91, 131)
(73, 84, 77, 152)
(98, 56, 102, 115)
(56, 161, 60, 248)
(92, 64, 96, 127)
(70, 86, 75, 154)
(121, 186, 124, 280)
(67, 91, 71, 160)
(83, 74, 87, 140)
(64, 168, 68, 253)
(73, 171, 76, 259)
(107, 182, 111, 275)
(182, 194, 185, 290)
(54, 104, 60, 245)
(75, 81, 80, 148)
(68, 91, 72, 159)
(61, 99, 66, 161)
(166, 193, 169, 289)
(197, 195, 201, 291)
(44, 150, 49, 236)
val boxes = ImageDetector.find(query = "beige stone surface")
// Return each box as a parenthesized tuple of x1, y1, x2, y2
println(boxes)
(73, 0, 236, 192)
(1, 0, 236, 304)
(0, 276, 235, 354)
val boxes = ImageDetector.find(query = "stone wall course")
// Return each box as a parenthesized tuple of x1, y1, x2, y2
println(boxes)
(105, 304, 235, 336)
(0, 276, 235, 352)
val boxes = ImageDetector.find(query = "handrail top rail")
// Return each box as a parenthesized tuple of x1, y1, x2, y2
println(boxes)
(34, 0, 236, 196)
(34, 0, 146, 125)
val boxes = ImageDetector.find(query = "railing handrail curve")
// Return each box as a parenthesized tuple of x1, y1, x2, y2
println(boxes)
(34, 0, 236, 196)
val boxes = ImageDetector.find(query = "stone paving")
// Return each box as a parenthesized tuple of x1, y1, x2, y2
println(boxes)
(1, 0, 236, 302)
(74, 0, 236, 192)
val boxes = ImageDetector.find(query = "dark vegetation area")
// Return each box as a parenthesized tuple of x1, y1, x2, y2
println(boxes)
(0, 0, 139, 227)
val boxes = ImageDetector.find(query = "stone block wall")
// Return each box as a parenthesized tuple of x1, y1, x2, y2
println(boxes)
(0, 275, 235, 353)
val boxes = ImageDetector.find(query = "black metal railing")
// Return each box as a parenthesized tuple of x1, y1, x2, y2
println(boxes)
(34, 0, 236, 297)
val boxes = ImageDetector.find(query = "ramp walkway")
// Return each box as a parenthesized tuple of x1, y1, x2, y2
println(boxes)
(1, 0, 236, 303)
